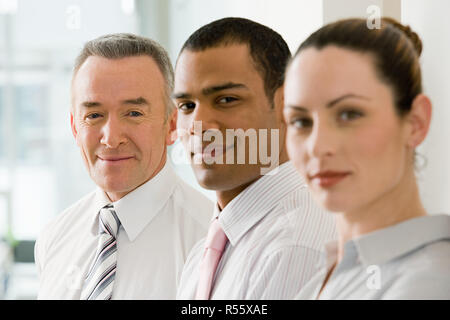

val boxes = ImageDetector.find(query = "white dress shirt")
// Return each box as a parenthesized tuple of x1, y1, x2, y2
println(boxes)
(35, 161, 214, 299)
(176, 161, 337, 299)
(295, 214, 450, 300)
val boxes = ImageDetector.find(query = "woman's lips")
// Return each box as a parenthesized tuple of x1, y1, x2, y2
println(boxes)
(309, 171, 351, 188)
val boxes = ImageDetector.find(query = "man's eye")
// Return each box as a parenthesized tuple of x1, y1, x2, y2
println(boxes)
(86, 113, 102, 120)
(179, 102, 196, 111)
(339, 110, 363, 121)
(217, 96, 238, 104)
(128, 111, 143, 117)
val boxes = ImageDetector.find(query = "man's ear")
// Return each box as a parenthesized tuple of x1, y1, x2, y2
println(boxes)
(405, 94, 432, 148)
(274, 85, 287, 134)
(273, 85, 286, 123)
(166, 107, 178, 146)
(70, 112, 78, 141)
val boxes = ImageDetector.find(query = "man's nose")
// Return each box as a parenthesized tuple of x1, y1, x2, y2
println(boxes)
(100, 116, 128, 148)
(189, 103, 220, 135)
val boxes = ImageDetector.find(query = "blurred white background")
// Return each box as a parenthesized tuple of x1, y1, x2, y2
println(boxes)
(0, 0, 448, 299)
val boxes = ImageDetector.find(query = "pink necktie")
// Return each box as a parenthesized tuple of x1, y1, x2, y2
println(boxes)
(195, 218, 228, 300)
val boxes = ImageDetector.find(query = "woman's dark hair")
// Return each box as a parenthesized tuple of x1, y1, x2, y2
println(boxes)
(293, 17, 423, 117)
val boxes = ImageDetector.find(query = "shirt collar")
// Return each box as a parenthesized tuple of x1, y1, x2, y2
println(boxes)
(214, 161, 306, 246)
(353, 214, 450, 266)
(318, 214, 450, 271)
(90, 161, 178, 242)
(90, 187, 113, 235)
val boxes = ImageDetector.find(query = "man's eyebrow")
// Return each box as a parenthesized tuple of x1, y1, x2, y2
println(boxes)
(172, 82, 248, 100)
(121, 97, 150, 106)
(202, 82, 248, 96)
(172, 92, 191, 100)
(80, 97, 150, 108)
(326, 94, 370, 108)
(81, 101, 101, 108)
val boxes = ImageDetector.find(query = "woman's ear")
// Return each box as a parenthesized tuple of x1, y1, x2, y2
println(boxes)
(405, 94, 432, 148)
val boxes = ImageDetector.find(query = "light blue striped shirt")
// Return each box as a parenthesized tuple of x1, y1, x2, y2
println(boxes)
(296, 214, 450, 300)
(177, 161, 337, 299)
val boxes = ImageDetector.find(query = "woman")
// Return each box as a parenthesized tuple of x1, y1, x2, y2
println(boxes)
(283, 17, 450, 299)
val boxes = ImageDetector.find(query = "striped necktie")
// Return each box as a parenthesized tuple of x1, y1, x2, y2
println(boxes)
(80, 204, 121, 300)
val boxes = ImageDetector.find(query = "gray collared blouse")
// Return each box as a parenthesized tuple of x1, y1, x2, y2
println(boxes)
(295, 214, 450, 299)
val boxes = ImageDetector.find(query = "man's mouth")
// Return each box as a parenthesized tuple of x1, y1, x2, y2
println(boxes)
(97, 155, 134, 162)
(192, 144, 234, 159)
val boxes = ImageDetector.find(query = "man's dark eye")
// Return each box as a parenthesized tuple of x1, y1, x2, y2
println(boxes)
(179, 102, 196, 111)
(218, 97, 238, 104)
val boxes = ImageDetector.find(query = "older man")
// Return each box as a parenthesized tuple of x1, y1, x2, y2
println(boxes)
(174, 18, 337, 300)
(35, 34, 213, 299)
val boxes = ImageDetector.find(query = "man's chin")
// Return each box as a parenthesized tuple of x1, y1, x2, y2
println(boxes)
(192, 163, 229, 190)
(92, 176, 137, 199)
(101, 183, 132, 194)
(192, 163, 258, 192)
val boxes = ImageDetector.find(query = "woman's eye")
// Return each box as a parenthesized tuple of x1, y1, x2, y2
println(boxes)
(339, 110, 363, 121)
(179, 102, 196, 111)
(290, 118, 313, 129)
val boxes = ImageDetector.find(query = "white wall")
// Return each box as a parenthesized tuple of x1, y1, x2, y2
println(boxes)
(323, 0, 400, 23)
(168, 0, 322, 61)
(402, 0, 450, 215)
(13, 0, 137, 52)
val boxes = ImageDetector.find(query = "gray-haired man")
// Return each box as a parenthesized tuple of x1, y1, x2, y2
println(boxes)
(35, 34, 213, 299)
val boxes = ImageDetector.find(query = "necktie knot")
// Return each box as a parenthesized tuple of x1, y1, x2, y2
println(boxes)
(99, 204, 121, 238)
(204, 218, 228, 252)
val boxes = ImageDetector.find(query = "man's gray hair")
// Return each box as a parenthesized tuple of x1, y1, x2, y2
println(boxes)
(73, 33, 175, 118)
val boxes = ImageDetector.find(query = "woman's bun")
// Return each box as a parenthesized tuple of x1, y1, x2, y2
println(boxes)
(383, 17, 423, 56)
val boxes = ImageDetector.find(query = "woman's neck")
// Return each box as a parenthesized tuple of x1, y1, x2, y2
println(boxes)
(335, 169, 427, 263)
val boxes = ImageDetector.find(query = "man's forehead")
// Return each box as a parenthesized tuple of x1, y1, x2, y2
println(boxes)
(72, 56, 166, 99)
(74, 80, 149, 100)
(72, 81, 161, 111)
(176, 43, 252, 66)
(73, 55, 164, 88)
(80, 54, 159, 70)
(174, 45, 261, 94)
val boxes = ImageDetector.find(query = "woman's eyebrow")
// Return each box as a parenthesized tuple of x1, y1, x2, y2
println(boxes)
(326, 94, 370, 108)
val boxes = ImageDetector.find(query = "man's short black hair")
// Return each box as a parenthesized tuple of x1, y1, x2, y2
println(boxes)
(179, 17, 291, 103)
